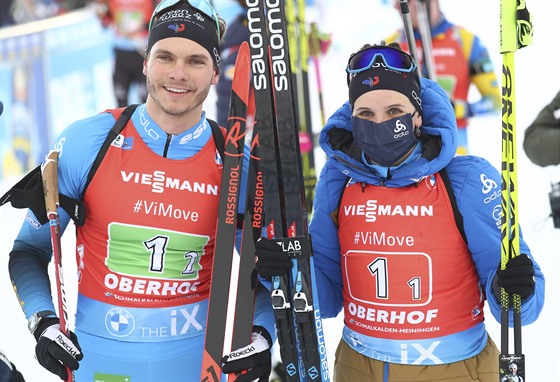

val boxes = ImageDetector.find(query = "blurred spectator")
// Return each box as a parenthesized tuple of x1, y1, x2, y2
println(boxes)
(92, 0, 156, 107)
(387, 0, 501, 155)
(1, 0, 88, 26)
(523, 91, 560, 167)
(0, 0, 16, 27)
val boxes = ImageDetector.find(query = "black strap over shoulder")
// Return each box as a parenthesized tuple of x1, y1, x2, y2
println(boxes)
(81, 104, 138, 199)
(208, 118, 225, 163)
(439, 167, 468, 244)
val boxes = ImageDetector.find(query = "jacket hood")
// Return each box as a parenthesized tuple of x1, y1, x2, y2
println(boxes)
(319, 78, 457, 186)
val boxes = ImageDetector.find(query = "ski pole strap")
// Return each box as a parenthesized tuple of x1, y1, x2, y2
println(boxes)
(269, 236, 311, 259)
(516, 0, 533, 48)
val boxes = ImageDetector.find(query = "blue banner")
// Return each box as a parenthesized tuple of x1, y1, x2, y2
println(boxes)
(0, 10, 114, 178)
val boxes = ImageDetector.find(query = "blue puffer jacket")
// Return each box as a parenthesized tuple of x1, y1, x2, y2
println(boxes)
(309, 78, 544, 330)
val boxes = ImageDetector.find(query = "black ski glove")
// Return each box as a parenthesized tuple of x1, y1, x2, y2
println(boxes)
(34, 317, 83, 380)
(495, 253, 535, 299)
(255, 238, 292, 279)
(222, 326, 272, 382)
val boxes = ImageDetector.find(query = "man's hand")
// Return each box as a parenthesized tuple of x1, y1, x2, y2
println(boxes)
(222, 326, 272, 382)
(34, 317, 83, 380)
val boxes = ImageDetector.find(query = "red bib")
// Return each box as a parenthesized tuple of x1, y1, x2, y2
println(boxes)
(338, 174, 484, 340)
(76, 111, 222, 308)
(402, 29, 470, 128)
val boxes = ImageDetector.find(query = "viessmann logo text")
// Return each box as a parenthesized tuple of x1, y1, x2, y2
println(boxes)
(344, 200, 434, 222)
(121, 170, 219, 195)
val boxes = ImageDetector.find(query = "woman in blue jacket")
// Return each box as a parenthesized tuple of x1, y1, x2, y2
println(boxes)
(256, 42, 544, 382)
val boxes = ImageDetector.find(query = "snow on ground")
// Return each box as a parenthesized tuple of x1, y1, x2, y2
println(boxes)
(1, 0, 559, 380)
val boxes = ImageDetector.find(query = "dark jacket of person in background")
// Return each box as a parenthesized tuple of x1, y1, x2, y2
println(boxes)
(523, 91, 560, 167)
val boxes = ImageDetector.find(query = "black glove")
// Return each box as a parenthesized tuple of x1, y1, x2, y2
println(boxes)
(34, 317, 83, 380)
(222, 326, 272, 382)
(255, 238, 292, 279)
(496, 254, 535, 299)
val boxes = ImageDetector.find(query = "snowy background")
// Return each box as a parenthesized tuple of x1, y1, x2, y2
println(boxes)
(1, 0, 559, 380)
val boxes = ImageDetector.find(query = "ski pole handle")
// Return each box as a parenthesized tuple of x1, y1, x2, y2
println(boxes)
(42, 151, 60, 218)
(398, 0, 420, 67)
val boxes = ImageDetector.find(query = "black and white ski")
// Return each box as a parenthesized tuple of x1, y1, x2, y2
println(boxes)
(246, 1, 330, 381)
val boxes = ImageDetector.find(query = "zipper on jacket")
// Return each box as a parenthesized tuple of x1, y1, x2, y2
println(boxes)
(162, 134, 172, 158)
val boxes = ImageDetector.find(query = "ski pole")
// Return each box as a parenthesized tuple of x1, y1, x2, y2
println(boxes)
(498, 0, 533, 379)
(41, 150, 74, 382)
(415, 0, 437, 80)
(397, 0, 420, 66)
(309, 22, 327, 127)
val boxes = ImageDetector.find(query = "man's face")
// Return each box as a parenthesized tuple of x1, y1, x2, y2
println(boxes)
(143, 37, 218, 119)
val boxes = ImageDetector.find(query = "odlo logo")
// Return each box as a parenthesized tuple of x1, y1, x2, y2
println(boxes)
(393, 119, 409, 138)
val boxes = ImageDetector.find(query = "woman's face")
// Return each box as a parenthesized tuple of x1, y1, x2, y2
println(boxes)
(352, 89, 422, 128)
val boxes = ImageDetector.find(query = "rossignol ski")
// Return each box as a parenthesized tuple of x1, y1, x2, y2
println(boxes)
(200, 41, 251, 382)
(498, 0, 533, 380)
(227, 123, 264, 382)
(246, 1, 330, 381)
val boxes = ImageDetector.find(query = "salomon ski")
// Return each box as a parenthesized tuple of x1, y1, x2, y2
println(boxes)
(246, 1, 330, 380)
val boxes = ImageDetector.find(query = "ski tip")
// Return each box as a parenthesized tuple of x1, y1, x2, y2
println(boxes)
(231, 41, 251, 105)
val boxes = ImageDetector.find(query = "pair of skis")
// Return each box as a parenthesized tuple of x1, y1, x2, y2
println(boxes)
(246, 1, 329, 380)
(201, 1, 329, 381)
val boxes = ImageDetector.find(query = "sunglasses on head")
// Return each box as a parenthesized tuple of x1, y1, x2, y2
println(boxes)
(149, 0, 220, 35)
(346, 45, 417, 78)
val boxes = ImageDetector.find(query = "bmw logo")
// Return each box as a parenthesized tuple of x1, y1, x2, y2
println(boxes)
(105, 308, 135, 337)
